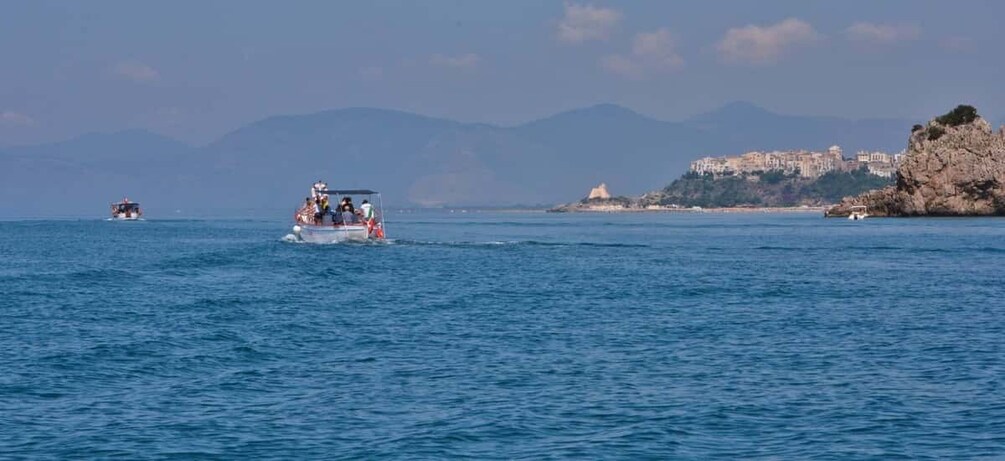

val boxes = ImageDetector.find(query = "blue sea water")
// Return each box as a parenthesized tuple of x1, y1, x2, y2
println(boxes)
(1, 211, 1003, 459)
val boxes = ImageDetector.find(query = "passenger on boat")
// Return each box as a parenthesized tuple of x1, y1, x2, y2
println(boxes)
(360, 200, 374, 221)
(342, 198, 356, 223)
(312, 198, 322, 224)
(297, 197, 312, 223)
(320, 196, 331, 223)
(332, 206, 343, 225)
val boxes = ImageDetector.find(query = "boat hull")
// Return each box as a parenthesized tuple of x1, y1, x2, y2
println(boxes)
(294, 224, 371, 243)
(111, 215, 142, 220)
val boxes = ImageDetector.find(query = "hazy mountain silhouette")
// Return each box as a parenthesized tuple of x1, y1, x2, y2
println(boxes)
(0, 103, 918, 217)
(513, 104, 710, 200)
(0, 130, 196, 217)
(684, 101, 911, 154)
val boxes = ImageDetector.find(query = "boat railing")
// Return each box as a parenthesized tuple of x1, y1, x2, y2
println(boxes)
(298, 190, 386, 239)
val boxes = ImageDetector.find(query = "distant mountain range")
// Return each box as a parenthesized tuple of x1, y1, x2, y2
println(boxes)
(0, 102, 924, 217)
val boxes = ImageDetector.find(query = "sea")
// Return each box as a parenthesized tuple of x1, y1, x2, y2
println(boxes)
(1, 211, 1003, 459)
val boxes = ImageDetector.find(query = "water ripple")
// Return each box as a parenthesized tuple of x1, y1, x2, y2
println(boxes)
(1, 214, 1003, 458)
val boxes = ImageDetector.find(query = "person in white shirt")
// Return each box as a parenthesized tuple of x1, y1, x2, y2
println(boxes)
(359, 199, 375, 234)
(359, 200, 374, 221)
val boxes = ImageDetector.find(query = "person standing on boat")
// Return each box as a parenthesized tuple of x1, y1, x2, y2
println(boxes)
(360, 199, 375, 234)
(359, 200, 374, 220)
(312, 180, 327, 199)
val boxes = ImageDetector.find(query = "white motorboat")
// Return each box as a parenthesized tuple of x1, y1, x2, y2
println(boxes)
(110, 199, 142, 220)
(292, 189, 386, 243)
(848, 205, 869, 220)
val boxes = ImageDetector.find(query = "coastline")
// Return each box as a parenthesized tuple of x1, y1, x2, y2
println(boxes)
(547, 205, 829, 214)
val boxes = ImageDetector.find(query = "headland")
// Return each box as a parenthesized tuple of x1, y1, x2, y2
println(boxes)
(826, 105, 1005, 217)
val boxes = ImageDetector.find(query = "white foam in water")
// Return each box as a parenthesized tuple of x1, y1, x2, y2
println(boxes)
(281, 234, 397, 245)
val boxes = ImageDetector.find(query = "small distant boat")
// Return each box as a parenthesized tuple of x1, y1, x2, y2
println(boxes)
(292, 189, 386, 243)
(848, 205, 869, 220)
(110, 198, 142, 220)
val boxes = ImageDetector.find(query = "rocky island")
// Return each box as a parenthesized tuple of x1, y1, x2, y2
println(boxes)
(827, 105, 1005, 217)
(549, 183, 638, 212)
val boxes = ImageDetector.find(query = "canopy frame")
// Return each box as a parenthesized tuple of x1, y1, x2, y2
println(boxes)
(307, 188, 386, 238)
(318, 189, 378, 195)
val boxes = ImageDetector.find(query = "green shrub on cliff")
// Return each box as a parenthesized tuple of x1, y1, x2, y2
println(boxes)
(935, 105, 978, 127)
(807, 167, 892, 203)
(758, 169, 790, 184)
(652, 166, 892, 207)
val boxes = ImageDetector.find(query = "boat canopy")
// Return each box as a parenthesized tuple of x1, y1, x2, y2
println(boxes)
(113, 202, 141, 209)
(319, 189, 379, 195)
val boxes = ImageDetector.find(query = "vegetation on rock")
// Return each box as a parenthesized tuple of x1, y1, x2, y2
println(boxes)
(807, 168, 893, 202)
(581, 196, 635, 206)
(935, 105, 979, 127)
(922, 105, 979, 141)
(646, 167, 892, 208)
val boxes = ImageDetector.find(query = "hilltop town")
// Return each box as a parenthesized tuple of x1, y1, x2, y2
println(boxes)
(690, 146, 903, 179)
(551, 145, 897, 212)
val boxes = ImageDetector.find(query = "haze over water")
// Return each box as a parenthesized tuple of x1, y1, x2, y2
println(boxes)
(1, 212, 1003, 458)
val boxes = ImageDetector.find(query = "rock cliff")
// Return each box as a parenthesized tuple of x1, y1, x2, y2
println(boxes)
(826, 106, 1005, 217)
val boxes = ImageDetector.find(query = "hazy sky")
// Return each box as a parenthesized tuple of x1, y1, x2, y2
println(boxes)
(2, 0, 1003, 146)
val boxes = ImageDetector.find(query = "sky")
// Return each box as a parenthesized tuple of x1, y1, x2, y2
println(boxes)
(1, 0, 1003, 146)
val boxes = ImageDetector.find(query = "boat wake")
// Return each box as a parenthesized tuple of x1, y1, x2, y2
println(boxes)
(280, 231, 646, 249)
(281, 234, 395, 245)
(389, 239, 649, 248)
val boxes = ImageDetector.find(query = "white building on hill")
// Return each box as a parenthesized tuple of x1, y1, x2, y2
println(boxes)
(689, 145, 901, 179)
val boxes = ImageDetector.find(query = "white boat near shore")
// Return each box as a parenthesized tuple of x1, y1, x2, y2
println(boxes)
(848, 205, 869, 220)
(292, 189, 386, 243)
